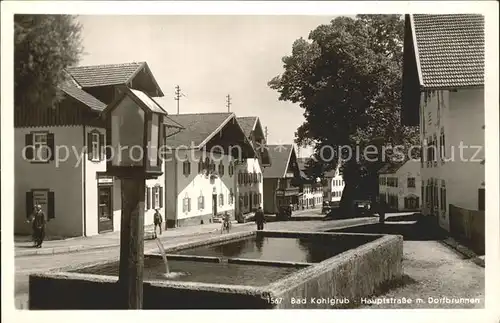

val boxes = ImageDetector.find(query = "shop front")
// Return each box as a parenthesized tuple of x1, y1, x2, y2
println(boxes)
(97, 174, 114, 233)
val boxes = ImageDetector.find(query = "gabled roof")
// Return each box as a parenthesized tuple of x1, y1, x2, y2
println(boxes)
(165, 113, 236, 149)
(237, 116, 258, 138)
(58, 79, 106, 112)
(263, 144, 296, 179)
(129, 89, 166, 114)
(409, 14, 484, 89)
(66, 61, 164, 96)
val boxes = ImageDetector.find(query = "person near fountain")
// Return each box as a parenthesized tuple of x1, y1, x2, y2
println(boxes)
(375, 197, 386, 224)
(254, 206, 265, 230)
(26, 204, 46, 248)
(153, 209, 163, 238)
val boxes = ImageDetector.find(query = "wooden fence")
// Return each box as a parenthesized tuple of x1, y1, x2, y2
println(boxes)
(449, 204, 485, 254)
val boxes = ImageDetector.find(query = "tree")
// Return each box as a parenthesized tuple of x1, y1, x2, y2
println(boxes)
(269, 15, 419, 216)
(14, 15, 83, 112)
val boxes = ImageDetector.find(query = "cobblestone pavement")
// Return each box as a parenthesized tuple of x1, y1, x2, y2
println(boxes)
(14, 216, 377, 308)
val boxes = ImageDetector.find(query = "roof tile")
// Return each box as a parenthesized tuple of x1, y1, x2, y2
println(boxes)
(263, 144, 295, 178)
(236, 116, 258, 138)
(412, 14, 484, 88)
(165, 113, 232, 148)
(66, 62, 145, 88)
(58, 81, 106, 111)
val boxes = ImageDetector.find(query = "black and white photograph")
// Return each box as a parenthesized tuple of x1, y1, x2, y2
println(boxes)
(1, 1, 499, 322)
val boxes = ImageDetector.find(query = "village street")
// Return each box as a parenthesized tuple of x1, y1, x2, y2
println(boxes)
(15, 213, 485, 309)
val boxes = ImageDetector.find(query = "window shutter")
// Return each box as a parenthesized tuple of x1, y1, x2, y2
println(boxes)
(188, 198, 191, 212)
(99, 133, 105, 161)
(87, 132, 93, 161)
(48, 191, 55, 219)
(478, 188, 485, 211)
(159, 187, 164, 208)
(26, 191, 33, 218)
(146, 187, 151, 209)
(25, 134, 34, 160)
(47, 133, 55, 161)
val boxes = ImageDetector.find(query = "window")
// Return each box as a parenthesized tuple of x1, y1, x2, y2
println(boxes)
(258, 193, 262, 205)
(26, 189, 55, 219)
(229, 189, 234, 204)
(152, 185, 162, 209)
(407, 177, 415, 188)
(91, 132, 99, 161)
(440, 187, 447, 211)
(198, 194, 205, 210)
(182, 196, 191, 213)
(440, 128, 446, 161)
(434, 183, 439, 210)
(254, 192, 258, 205)
(228, 162, 234, 177)
(219, 193, 224, 206)
(210, 161, 216, 173)
(244, 193, 248, 207)
(34, 132, 49, 161)
(433, 134, 438, 164)
(25, 132, 55, 163)
(145, 187, 151, 210)
(198, 158, 204, 173)
(218, 163, 225, 176)
(87, 130, 105, 162)
(183, 160, 191, 176)
(258, 173, 262, 183)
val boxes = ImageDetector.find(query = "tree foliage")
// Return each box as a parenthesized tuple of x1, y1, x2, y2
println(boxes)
(269, 15, 419, 211)
(14, 15, 83, 111)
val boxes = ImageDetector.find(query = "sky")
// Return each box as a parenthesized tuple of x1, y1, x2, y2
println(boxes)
(77, 15, 339, 157)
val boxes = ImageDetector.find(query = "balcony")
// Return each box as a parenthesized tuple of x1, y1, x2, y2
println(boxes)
(276, 187, 300, 197)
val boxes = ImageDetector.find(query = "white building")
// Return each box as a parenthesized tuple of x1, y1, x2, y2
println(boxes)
(15, 62, 171, 237)
(297, 158, 323, 209)
(402, 15, 484, 232)
(162, 113, 255, 227)
(322, 166, 344, 204)
(234, 117, 271, 216)
(378, 160, 421, 211)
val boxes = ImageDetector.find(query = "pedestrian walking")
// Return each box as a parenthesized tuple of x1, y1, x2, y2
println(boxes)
(377, 198, 386, 224)
(27, 205, 46, 248)
(153, 209, 163, 238)
(254, 206, 265, 230)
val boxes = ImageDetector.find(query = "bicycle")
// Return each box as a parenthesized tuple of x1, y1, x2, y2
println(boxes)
(221, 218, 231, 234)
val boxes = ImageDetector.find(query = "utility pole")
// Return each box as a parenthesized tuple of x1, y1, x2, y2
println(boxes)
(174, 85, 185, 115)
(226, 94, 232, 112)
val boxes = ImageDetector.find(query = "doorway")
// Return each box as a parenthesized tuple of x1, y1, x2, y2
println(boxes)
(212, 194, 218, 216)
(249, 192, 253, 211)
(98, 186, 113, 233)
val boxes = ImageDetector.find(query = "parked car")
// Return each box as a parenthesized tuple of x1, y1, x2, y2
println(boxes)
(277, 205, 292, 221)
(354, 200, 373, 217)
(321, 201, 332, 214)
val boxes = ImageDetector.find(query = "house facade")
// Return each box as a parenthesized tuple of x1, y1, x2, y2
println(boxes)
(378, 160, 421, 211)
(14, 62, 172, 237)
(328, 166, 345, 204)
(402, 15, 485, 233)
(234, 117, 271, 215)
(262, 145, 301, 214)
(163, 113, 255, 227)
(297, 158, 323, 210)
